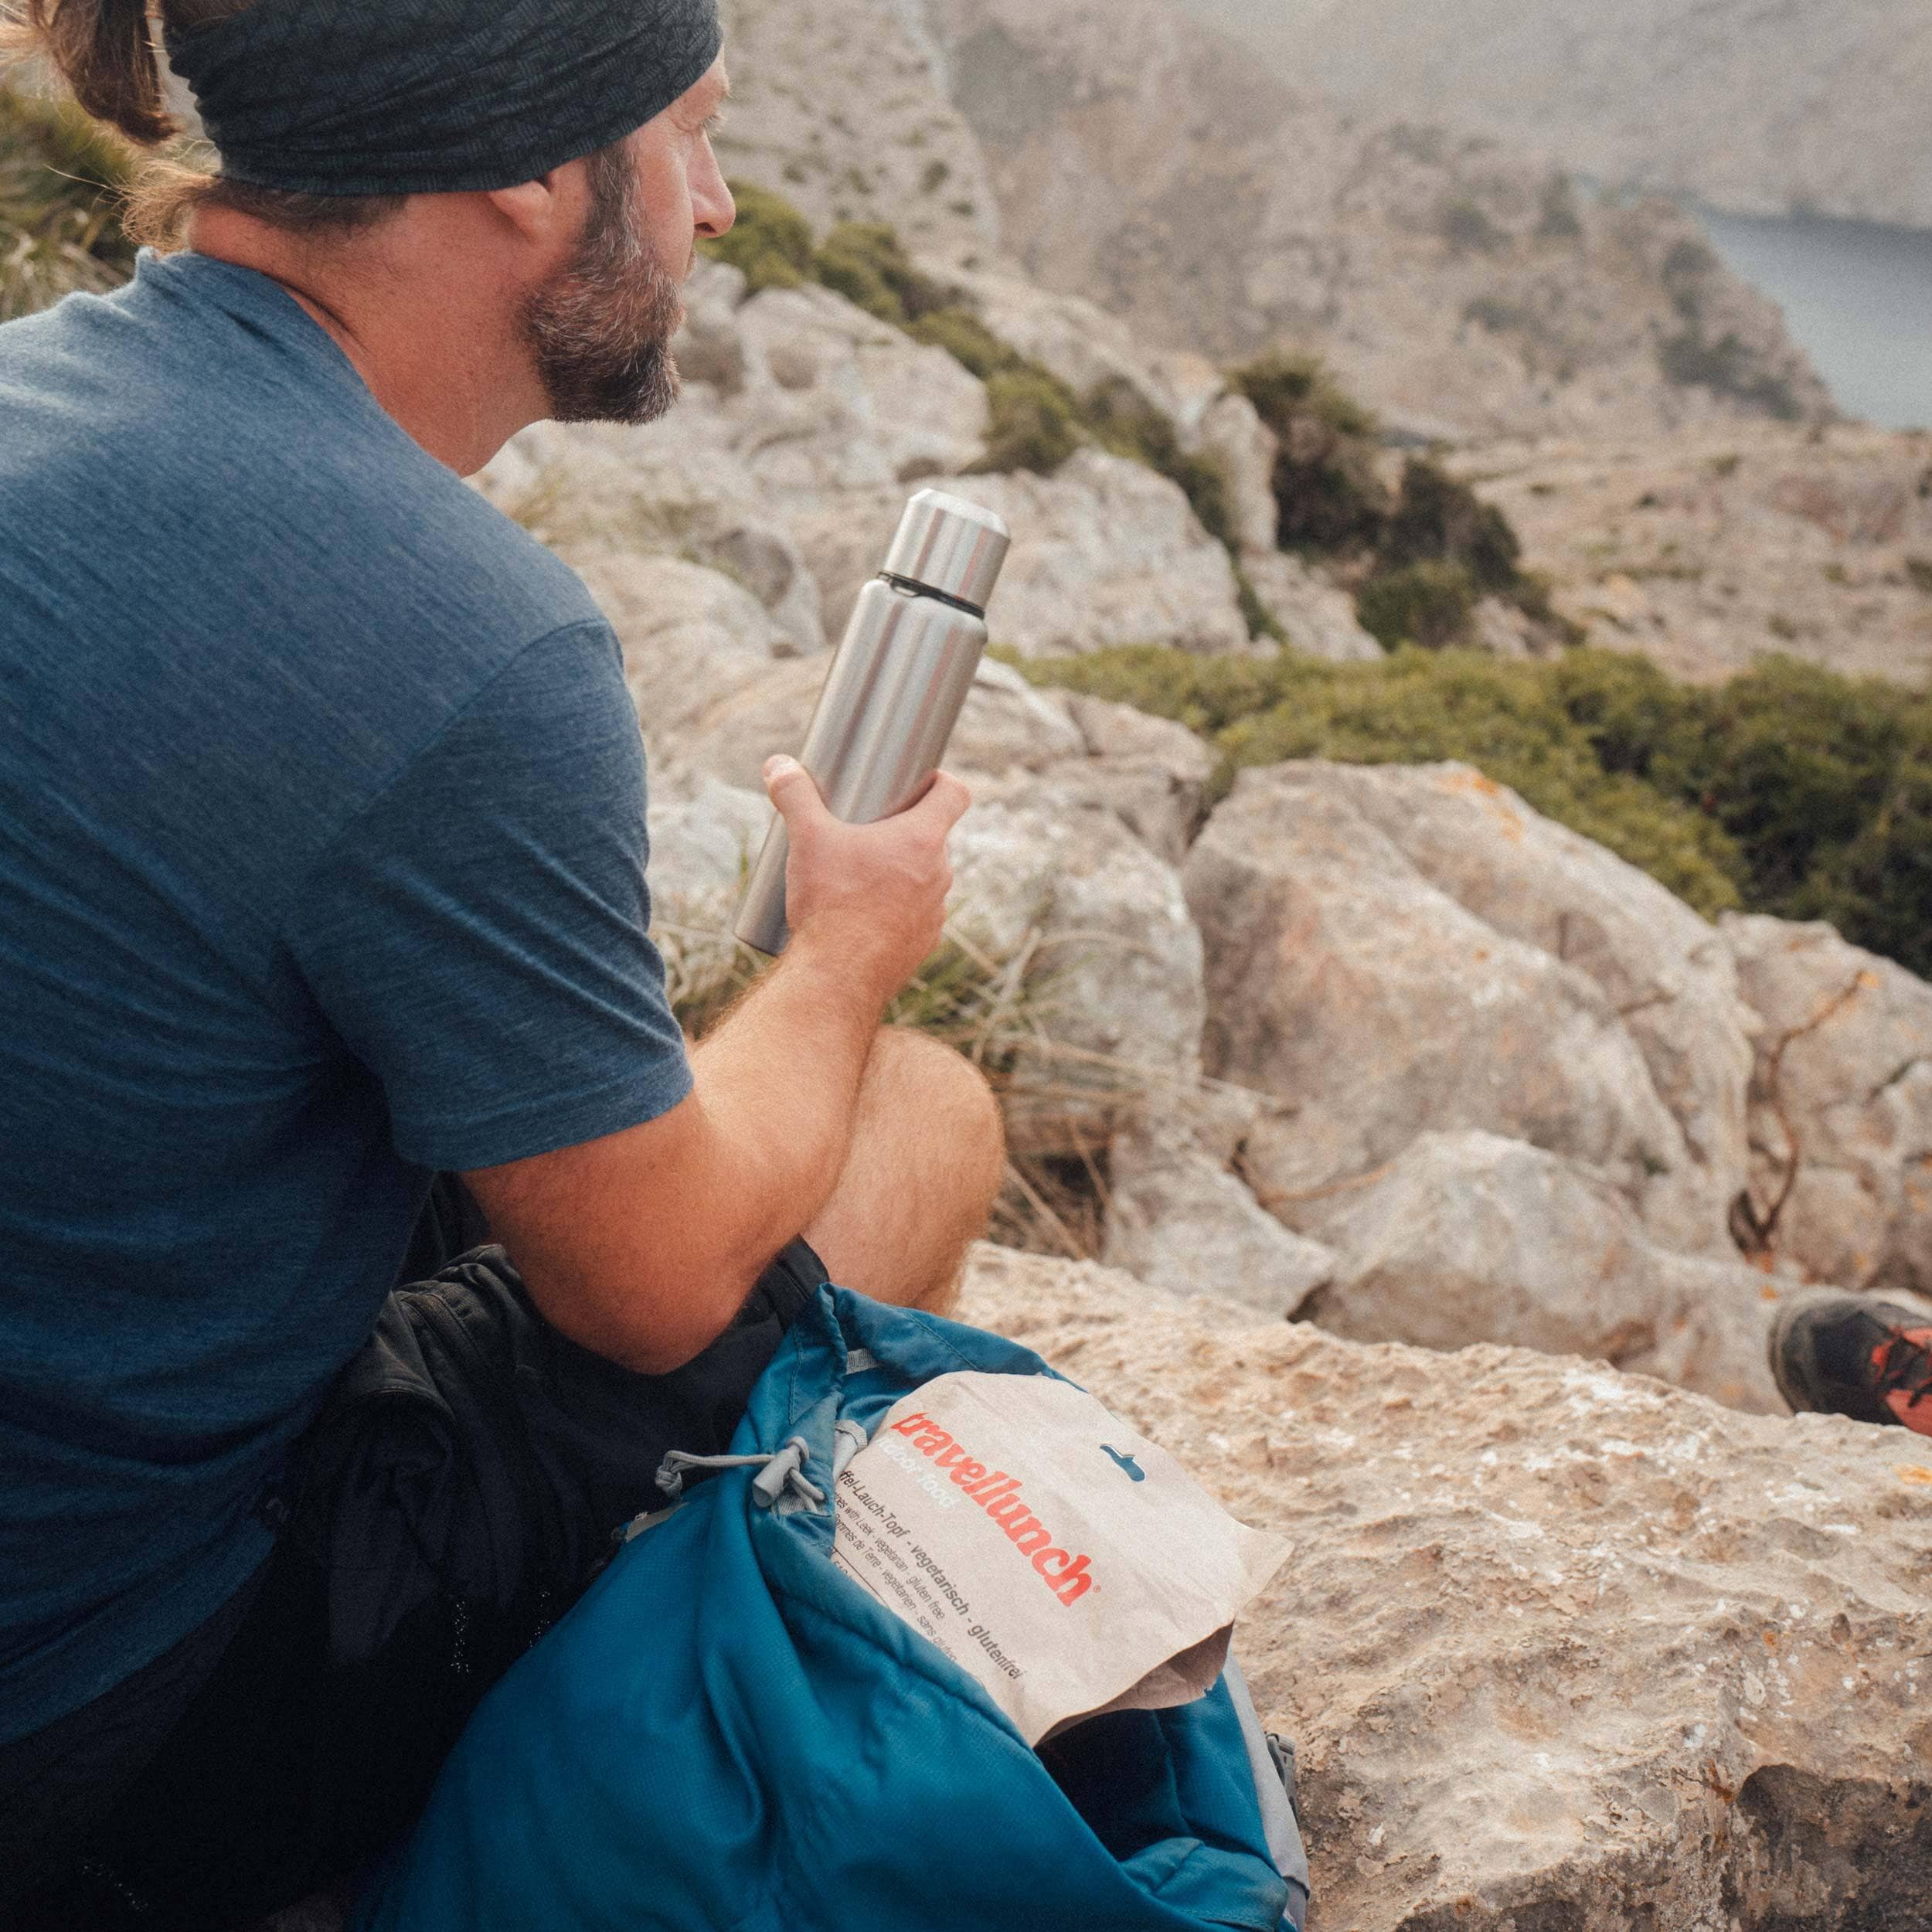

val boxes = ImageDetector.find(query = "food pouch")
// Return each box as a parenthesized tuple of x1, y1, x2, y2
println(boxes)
(832, 1370, 1287, 1745)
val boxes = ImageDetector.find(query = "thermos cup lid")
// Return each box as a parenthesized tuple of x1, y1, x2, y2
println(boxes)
(882, 489, 1011, 612)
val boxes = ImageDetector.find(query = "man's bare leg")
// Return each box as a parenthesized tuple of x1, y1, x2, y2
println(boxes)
(802, 1027, 1005, 1317)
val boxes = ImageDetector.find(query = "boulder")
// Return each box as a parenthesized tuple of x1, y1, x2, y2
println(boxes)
(1103, 1112, 1338, 1318)
(947, 785, 1206, 1155)
(729, 284, 989, 498)
(1184, 765, 1699, 1243)
(917, 259, 1184, 421)
(1297, 1130, 1785, 1413)
(1192, 389, 1280, 556)
(1238, 552, 1385, 664)
(1297, 761, 1757, 1256)
(958, 1243, 1932, 1932)
(791, 453, 1257, 657)
(578, 554, 799, 758)
(643, 766, 772, 1027)
(1722, 913, 1932, 1293)
(473, 416, 827, 655)
(1053, 692, 1216, 865)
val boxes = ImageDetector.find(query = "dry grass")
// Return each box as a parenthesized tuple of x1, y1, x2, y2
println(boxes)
(0, 83, 136, 321)
(662, 917, 1162, 1263)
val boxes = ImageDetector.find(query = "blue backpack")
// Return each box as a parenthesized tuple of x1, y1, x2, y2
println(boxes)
(352, 1286, 1309, 1932)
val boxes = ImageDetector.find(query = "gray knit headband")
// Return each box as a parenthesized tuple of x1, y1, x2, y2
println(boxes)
(165, 0, 724, 199)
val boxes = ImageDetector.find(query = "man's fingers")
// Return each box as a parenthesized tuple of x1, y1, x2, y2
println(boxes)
(764, 755, 831, 832)
(904, 769, 973, 838)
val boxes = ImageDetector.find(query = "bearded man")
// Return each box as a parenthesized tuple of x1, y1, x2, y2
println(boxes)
(0, 2, 1004, 1925)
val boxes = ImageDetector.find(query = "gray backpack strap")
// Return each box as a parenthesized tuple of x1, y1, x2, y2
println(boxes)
(1223, 1657, 1311, 1929)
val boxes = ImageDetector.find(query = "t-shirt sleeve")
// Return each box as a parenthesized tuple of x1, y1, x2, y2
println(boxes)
(280, 619, 692, 1172)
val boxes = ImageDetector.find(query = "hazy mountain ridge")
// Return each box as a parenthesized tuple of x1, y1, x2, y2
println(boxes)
(924, 0, 1829, 441)
(1180, 0, 1932, 233)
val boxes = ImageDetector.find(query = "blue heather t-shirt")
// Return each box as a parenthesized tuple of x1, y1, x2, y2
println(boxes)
(0, 251, 693, 1741)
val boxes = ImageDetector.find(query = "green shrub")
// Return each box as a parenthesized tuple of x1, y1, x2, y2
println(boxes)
(0, 85, 136, 321)
(907, 304, 1023, 381)
(973, 367, 1082, 475)
(1441, 196, 1508, 253)
(1381, 457, 1522, 594)
(813, 219, 946, 324)
(1658, 327, 1803, 421)
(1356, 560, 1478, 651)
(701, 179, 815, 292)
(1230, 352, 1388, 556)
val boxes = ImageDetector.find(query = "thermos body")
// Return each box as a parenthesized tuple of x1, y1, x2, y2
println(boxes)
(733, 491, 1011, 957)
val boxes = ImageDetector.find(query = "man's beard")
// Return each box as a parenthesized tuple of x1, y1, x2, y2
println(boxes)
(522, 143, 684, 427)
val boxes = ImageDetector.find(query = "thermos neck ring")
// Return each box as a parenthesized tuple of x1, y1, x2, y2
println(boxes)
(881, 571, 987, 620)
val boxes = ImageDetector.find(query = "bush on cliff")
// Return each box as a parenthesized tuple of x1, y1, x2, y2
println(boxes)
(701, 179, 816, 293)
(1009, 643, 1932, 975)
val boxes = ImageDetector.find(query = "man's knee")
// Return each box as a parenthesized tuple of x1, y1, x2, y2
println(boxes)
(865, 1027, 1005, 1187)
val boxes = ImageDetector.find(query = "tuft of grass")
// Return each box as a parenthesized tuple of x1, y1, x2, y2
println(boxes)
(0, 84, 138, 321)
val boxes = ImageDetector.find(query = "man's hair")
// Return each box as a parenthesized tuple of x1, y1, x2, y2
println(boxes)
(5, 0, 404, 243)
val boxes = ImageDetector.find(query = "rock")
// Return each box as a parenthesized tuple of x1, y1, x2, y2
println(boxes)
(794, 453, 1257, 657)
(1295, 760, 1756, 1255)
(1102, 1113, 1338, 1318)
(730, 284, 989, 498)
(1471, 594, 1538, 658)
(714, 0, 1003, 260)
(644, 767, 773, 1024)
(669, 653, 1087, 793)
(1238, 553, 1384, 664)
(1722, 914, 1932, 1294)
(947, 786, 1206, 1154)
(1297, 1130, 1785, 1412)
(579, 554, 797, 757)
(917, 259, 1183, 420)
(474, 416, 828, 656)
(957, 1243, 1932, 1932)
(1183, 764, 1701, 1243)
(1192, 390, 1280, 556)
(1054, 692, 1216, 865)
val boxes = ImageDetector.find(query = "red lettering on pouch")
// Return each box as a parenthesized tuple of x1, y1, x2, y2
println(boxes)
(879, 1407, 1099, 1605)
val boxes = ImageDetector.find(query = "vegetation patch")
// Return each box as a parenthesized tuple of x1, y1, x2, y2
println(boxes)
(1658, 326, 1803, 422)
(0, 84, 136, 323)
(1009, 643, 1932, 976)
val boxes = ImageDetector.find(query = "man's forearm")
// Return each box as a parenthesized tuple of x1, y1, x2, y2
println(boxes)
(684, 931, 892, 1277)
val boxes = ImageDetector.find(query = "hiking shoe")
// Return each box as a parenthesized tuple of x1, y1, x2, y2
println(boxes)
(1769, 1291, 1932, 1434)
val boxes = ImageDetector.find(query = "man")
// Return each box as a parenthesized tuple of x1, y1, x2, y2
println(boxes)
(0, 0, 1005, 1923)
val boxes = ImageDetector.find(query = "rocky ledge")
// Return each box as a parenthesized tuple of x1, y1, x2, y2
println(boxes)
(958, 1243, 1932, 1932)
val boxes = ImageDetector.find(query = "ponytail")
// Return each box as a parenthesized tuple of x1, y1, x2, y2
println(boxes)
(15, 0, 174, 147)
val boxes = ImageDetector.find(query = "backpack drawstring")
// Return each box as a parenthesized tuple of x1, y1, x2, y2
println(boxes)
(648, 1417, 872, 1524)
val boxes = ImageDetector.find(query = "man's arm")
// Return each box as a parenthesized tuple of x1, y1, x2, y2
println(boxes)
(462, 756, 970, 1374)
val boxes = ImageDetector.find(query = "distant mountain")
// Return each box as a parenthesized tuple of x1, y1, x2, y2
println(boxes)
(1179, 0, 1932, 233)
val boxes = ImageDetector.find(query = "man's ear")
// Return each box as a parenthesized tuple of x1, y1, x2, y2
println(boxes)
(484, 166, 582, 250)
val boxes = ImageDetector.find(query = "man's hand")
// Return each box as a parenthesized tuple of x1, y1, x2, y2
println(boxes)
(464, 759, 975, 1375)
(766, 755, 970, 1002)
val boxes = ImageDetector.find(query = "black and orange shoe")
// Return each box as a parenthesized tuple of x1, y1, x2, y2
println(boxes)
(1769, 1292, 1932, 1436)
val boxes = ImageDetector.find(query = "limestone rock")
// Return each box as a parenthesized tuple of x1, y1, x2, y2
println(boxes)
(1722, 913, 1932, 1294)
(792, 454, 1256, 658)
(579, 554, 797, 759)
(644, 767, 772, 1019)
(713, 0, 1003, 259)
(957, 1243, 1932, 1932)
(1184, 764, 1700, 1243)
(1193, 390, 1280, 557)
(1294, 760, 1757, 1255)
(918, 258, 1183, 420)
(1238, 553, 1384, 664)
(1103, 1114, 1338, 1319)
(1298, 1130, 1784, 1413)
(730, 285, 989, 498)
(947, 786, 1206, 1153)
(1053, 692, 1216, 864)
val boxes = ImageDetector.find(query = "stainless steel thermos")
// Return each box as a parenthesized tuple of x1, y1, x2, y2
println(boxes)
(733, 489, 1012, 956)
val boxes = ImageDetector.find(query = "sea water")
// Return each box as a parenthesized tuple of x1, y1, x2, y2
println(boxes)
(1694, 207, 1932, 432)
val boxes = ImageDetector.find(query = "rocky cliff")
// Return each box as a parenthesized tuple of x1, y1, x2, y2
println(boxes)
(713, 0, 1831, 443)
(1183, 0, 1932, 234)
